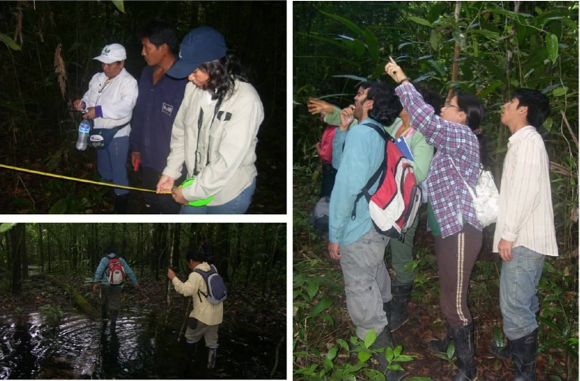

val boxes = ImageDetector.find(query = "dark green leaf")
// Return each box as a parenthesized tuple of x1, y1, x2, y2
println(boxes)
(307, 279, 320, 299)
(408, 17, 432, 27)
(546, 33, 559, 64)
(308, 298, 333, 318)
(320, 10, 365, 37)
(446, 341, 456, 359)
(428, 60, 446, 77)
(112, 1, 125, 13)
(49, 199, 68, 214)
(0, 223, 17, 233)
(364, 28, 379, 62)
(358, 350, 372, 363)
(364, 329, 377, 348)
(364, 369, 386, 381)
(337, 339, 350, 352)
(0, 33, 21, 50)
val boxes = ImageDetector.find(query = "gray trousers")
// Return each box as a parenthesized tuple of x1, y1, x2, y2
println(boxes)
(340, 228, 390, 340)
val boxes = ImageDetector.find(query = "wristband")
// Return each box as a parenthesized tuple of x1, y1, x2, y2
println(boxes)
(400, 77, 412, 84)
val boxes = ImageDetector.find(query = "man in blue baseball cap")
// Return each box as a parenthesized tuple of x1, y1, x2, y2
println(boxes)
(157, 27, 264, 215)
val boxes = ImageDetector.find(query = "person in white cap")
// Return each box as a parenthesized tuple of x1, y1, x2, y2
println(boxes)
(73, 43, 138, 213)
(156, 26, 264, 214)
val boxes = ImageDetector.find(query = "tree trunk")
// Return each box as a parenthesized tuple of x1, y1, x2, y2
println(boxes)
(38, 224, 44, 274)
(21, 224, 28, 279)
(9, 224, 24, 294)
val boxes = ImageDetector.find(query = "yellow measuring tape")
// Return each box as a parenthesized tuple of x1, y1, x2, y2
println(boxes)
(0, 164, 171, 194)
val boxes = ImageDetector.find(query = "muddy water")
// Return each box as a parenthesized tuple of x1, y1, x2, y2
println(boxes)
(0, 308, 285, 379)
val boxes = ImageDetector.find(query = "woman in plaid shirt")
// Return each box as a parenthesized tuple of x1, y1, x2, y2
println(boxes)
(386, 57, 486, 381)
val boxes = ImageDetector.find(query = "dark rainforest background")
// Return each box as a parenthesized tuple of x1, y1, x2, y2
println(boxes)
(293, 2, 578, 380)
(0, 1, 286, 214)
(0, 222, 286, 379)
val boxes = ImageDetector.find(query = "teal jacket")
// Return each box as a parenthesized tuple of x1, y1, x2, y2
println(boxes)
(329, 118, 384, 246)
(93, 253, 139, 287)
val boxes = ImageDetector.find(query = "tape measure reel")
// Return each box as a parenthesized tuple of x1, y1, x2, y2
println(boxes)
(179, 177, 214, 207)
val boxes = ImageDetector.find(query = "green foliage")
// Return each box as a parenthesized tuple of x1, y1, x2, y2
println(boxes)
(0, 33, 21, 50)
(39, 303, 64, 325)
(0, 223, 17, 233)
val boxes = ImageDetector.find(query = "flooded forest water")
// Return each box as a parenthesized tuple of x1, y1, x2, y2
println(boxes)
(0, 309, 285, 379)
(0, 306, 285, 379)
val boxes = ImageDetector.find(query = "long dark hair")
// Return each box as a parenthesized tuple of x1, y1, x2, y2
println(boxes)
(198, 55, 249, 102)
(455, 92, 490, 170)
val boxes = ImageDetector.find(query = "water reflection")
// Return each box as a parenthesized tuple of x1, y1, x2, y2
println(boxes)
(0, 308, 285, 379)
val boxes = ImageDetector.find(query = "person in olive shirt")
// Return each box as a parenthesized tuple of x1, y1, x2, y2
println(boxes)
(130, 18, 188, 213)
(168, 249, 223, 370)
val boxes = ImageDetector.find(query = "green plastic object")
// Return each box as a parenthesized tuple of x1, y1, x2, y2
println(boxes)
(179, 177, 214, 207)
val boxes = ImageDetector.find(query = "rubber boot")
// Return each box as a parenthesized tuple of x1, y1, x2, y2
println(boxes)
(451, 324, 476, 381)
(389, 284, 413, 332)
(114, 194, 129, 214)
(511, 329, 538, 381)
(490, 337, 512, 360)
(207, 347, 217, 369)
(370, 327, 405, 380)
(428, 322, 453, 354)
(383, 301, 392, 325)
(110, 309, 118, 332)
(183, 342, 198, 378)
(187, 342, 198, 361)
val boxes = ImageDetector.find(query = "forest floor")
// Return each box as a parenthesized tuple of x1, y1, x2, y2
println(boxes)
(0, 272, 286, 379)
(293, 173, 577, 381)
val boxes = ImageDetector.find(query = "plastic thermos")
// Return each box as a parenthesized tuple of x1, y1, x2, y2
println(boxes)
(76, 119, 91, 151)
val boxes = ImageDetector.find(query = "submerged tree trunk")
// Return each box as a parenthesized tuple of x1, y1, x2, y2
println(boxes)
(38, 224, 44, 274)
(9, 224, 24, 294)
(45, 274, 98, 318)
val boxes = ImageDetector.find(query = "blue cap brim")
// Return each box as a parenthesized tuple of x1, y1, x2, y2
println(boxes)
(166, 59, 202, 79)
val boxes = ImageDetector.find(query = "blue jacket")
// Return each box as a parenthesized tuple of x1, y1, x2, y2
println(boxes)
(93, 253, 139, 287)
(129, 65, 188, 173)
(329, 118, 385, 246)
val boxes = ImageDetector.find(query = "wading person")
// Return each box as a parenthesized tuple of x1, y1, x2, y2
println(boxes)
(93, 246, 141, 332)
(130, 18, 188, 214)
(309, 83, 440, 331)
(386, 57, 485, 381)
(167, 249, 224, 370)
(156, 26, 264, 214)
(490, 89, 558, 381)
(73, 43, 138, 213)
(328, 81, 404, 380)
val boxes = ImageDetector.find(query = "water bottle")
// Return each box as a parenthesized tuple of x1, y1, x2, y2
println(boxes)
(76, 119, 91, 151)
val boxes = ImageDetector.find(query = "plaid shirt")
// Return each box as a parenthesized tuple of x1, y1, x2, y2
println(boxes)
(395, 83, 482, 238)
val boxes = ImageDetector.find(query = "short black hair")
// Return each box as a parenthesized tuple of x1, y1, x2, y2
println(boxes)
(414, 83, 443, 116)
(365, 81, 403, 126)
(103, 244, 115, 255)
(513, 88, 551, 128)
(140, 18, 178, 52)
(186, 248, 205, 263)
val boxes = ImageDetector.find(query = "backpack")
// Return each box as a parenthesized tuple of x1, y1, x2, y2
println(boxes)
(106, 255, 126, 285)
(193, 265, 227, 305)
(352, 123, 422, 240)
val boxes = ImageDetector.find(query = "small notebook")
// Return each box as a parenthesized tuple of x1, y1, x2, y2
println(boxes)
(395, 136, 414, 161)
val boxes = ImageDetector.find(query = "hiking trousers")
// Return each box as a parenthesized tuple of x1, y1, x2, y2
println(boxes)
(185, 317, 219, 348)
(339, 228, 390, 340)
(434, 223, 482, 328)
(389, 210, 420, 286)
(100, 284, 122, 310)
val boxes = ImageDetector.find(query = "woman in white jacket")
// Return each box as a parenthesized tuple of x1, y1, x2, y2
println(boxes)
(156, 27, 264, 214)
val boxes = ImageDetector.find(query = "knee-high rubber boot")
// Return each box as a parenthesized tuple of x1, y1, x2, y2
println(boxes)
(207, 347, 217, 369)
(451, 324, 476, 381)
(110, 309, 118, 332)
(428, 322, 453, 353)
(511, 330, 538, 381)
(389, 284, 413, 332)
(370, 327, 405, 381)
(383, 301, 392, 325)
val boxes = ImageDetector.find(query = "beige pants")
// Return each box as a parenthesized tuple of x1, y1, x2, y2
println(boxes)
(185, 317, 220, 348)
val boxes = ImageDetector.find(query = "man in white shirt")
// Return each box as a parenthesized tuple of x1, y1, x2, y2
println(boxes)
(491, 88, 558, 381)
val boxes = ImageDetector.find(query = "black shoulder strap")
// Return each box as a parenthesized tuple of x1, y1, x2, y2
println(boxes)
(350, 123, 392, 220)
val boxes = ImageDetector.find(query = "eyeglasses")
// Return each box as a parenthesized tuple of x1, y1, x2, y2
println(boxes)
(444, 102, 460, 110)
